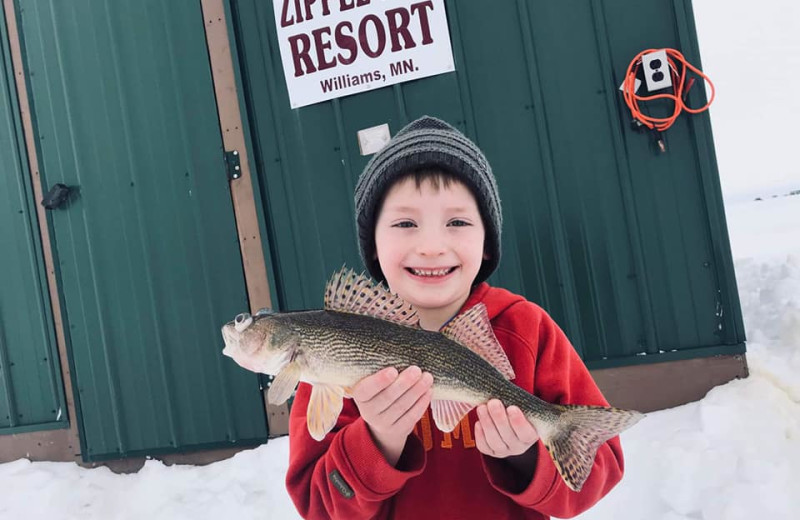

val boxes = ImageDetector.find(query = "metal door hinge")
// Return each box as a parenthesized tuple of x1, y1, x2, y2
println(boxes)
(225, 150, 241, 180)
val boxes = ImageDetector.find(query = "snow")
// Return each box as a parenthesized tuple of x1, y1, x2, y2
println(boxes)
(576, 196, 800, 520)
(2, 2, 799, 519)
(0, 439, 296, 519)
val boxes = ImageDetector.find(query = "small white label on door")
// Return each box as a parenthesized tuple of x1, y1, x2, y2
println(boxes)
(357, 124, 391, 155)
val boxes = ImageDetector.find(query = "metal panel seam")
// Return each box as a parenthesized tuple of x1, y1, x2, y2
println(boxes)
(515, 0, 584, 351)
(673, 0, 745, 344)
(590, 0, 658, 355)
(101, 0, 179, 449)
(4, 0, 81, 458)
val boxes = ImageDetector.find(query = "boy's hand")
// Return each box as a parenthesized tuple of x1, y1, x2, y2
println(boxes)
(351, 366, 433, 466)
(475, 399, 539, 458)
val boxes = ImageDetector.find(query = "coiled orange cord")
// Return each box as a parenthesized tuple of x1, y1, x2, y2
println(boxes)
(622, 48, 715, 132)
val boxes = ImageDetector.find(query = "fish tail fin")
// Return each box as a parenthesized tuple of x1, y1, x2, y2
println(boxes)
(534, 404, 643, 492)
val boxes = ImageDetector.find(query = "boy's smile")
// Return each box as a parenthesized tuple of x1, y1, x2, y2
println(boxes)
(374, 175, 486, 330)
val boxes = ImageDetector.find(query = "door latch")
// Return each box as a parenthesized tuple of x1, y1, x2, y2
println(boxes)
(41, 183, 73, 210)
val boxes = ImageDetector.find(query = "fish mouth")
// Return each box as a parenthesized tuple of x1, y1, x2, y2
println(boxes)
(406, 266, 458, 278)
(221, 324, 242, 361)
(221, 324, 237, 345)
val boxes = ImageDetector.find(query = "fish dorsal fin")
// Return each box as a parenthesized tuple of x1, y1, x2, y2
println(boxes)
(324, 267, 419, 327)
(431, 400, 475, 432)
(440, 304, 515, 380)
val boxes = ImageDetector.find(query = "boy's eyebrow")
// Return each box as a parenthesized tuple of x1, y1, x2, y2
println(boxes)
(382, 205, 420, 213)
(381, 204, 478, 214)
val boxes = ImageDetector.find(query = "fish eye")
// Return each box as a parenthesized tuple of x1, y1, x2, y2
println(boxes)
(234, 312, 253, 332)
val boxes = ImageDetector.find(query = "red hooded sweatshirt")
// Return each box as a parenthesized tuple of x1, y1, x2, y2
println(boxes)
(285, 283, 625, 519)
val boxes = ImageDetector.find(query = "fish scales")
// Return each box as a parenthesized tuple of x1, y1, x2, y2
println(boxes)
(271, 310, 558, 421)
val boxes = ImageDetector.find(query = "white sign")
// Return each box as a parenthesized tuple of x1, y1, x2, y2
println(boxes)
(272, 0, 456, 108)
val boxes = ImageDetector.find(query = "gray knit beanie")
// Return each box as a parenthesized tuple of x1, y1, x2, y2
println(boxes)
(354, 115, 502, 285)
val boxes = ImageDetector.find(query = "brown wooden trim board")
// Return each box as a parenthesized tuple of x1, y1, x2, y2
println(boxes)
(0, 0, 81, 464)
(591, 354, 749, 413)
(199, 0, 288, 437)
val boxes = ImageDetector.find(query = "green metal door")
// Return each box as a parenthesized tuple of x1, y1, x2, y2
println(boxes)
(232, 0, 744, 367)
(15, 0, 266, 460)
(0, 4, 67, 435)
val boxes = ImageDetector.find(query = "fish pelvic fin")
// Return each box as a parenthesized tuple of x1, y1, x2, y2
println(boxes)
(267, 361, 302, 405)
(431, 400, 475, 432)
(440, 304, 515, 380)
(307, 383, 346, 441)
(536, 404, 644, 492)
(323, 267, 420, 328)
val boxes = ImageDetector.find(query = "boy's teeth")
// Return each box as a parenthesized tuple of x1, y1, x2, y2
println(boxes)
(411, 268, 451, 277)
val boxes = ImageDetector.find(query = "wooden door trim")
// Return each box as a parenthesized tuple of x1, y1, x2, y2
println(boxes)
(0, 0, 81, 462)
(200, 0, 288, 437)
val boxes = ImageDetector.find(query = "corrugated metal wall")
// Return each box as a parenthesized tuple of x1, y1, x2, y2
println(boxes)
(0, 3, 67, 435)
(231, 0, 744, 367)
(13, 0, 267, 460)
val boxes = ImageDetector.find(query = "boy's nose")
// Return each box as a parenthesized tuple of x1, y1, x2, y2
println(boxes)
(415, 231, 447, 256)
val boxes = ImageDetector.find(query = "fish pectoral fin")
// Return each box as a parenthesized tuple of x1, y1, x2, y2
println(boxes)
(267, 362, 302, 405)
(431, 399, 475, 432)
(307, 384, 346, 441)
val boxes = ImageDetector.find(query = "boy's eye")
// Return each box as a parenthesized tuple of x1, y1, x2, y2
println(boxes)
(392, 221, 416, 228)
(447, 219, 472, 227)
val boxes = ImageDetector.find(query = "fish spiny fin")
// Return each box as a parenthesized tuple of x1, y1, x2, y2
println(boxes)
(539, 404, 644, 491)
(267, 361, 302, 405)
(431, 400, 475, 432)
(306, 384, 346, 441)
(440, 303, 515, 380)
(323, 267, 419, 327)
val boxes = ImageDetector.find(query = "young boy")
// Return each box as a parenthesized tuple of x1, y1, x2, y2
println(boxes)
(285, 116, 625, 519)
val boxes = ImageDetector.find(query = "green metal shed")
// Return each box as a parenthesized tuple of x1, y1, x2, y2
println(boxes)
(1, 0, 268, 462)
(0, 3, 67, 436)
(1, 0, 746, 463)
(231, 0, 745, 369)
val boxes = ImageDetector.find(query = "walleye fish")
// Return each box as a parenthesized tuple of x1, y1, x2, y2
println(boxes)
(221, 268, 643, 491)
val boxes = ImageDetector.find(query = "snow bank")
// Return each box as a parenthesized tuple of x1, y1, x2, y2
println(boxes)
(0, 439, 296, 519)
(577, 196, 800, 520)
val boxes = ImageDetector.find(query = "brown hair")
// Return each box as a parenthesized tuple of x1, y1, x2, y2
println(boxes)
(405, 168, 461, 191)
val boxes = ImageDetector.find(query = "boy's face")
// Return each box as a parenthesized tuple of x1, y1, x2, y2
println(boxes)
(374, 176, 486, 328)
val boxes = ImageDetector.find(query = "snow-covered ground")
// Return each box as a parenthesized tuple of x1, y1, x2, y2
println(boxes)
(576, 194, 800, 520)
(2, 2, 798, 519)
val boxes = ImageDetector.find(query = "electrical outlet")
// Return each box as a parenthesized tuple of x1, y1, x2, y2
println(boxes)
(641, 50, 672, 92)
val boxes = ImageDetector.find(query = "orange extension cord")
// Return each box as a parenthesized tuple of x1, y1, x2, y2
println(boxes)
(622, 48, 715, 133)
